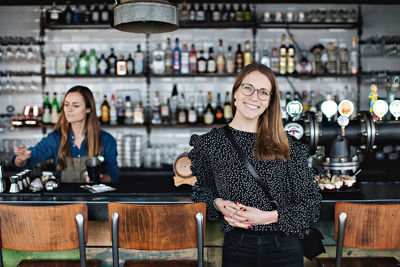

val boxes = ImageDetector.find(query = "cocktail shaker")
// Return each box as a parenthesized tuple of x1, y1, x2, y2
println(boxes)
(9, 176, 19, 193)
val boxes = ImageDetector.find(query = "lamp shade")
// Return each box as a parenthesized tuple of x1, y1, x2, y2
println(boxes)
(114, 0, 179, 34)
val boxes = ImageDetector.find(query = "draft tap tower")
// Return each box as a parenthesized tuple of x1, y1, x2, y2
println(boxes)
(284, 95, 400, 174)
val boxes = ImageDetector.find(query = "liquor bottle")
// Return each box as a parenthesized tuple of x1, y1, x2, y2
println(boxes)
(88, 48, 98, 75)
(107, 48, 117, 75)
(56, 50, 67, 75)
(224, 91, 233, 123)
(212, 3, 221, 22)
(152, 43, 165, 74)
(188, 96, 197, 124)
(216, 39, 226, 74)
(50, 92, 59, 124)
(95, 91, 102, 120)
(181, 43, 189, 74)
(177, 93, 188, 124)
(110, 94, 117, 125)
(189, 44, 197, 73)
(207, 47, 216, 73)
(204, 91, 214, 125)
(133, 102, 144, 124)
(126, 53, 135, 74)
(161, 95, 170, 124)
(270, 47, 279, 73)
(196, 90, 205, 124)
(261, 47, 271, 68)
(302, 90, 310, 111)
(204, 3, 212, 22)
(235, 44, 244, 73)
(116, 96, 125, 125)
(228, 3, 236, 21)
(63, 1, 73, 24)
(350, 36, 358, 74)
(101, 94, 110, 124)
(279, 34, 287, 75)
(100, 2, 110, 23)
(244, 3, 252, 21)
(243, 40, 252, 66)
(196, 3, 205, 21)
(197, 47, 207, 73)
(116, 55, 127, 75)
(151, 91, 162, 125)
(43, 92, 51, 124)
(236, 3, 244, 22)
(98, 53, 108, 75)
(77, 49, 89, 75)
(124, 96, 133, 124)
(72, 4, 82, 24)
(221, 4, 229, 21)
(287, 34, 296, 74)
(172, 38, 182, 74)
(180, 1, 189, 23)
(226, 45, 235, 74)
(91, 3, 100, 24)
(170, 84, 179, 125)
(164, 38, 173, 74)
(83, 4, 91, 24)
(214, 93, 225, 124)
(189, 3, 196, 22)
(134, 44, 144, 74)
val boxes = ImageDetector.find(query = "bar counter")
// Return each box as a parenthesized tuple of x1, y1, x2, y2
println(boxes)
(1, 169, 400, 220)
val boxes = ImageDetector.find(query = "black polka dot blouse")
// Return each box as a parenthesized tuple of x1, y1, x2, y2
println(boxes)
(189, 126, 322, 237)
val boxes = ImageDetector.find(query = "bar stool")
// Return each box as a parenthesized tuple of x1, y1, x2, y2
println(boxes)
(0, 203, 101, 267)
(316, 202, 400, 267)
(108, 202, 206, 267)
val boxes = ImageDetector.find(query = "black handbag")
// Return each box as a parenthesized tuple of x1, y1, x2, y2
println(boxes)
(223, 126, 325, 260)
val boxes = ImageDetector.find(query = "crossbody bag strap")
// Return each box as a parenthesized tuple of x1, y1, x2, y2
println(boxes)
(223, 126, 279, 209)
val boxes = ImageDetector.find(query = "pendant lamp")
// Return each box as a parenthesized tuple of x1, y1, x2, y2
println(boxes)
(113, 0, 179, 34)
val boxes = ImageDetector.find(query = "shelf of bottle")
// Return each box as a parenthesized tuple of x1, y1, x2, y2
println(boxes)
(257, 21, 359, 29)
(16, 123, 227, 129)
(179, 20, 256, 29)
(45, 74, 146, 78)
(361, 71, 400, 76)
(44, 20, 359, 30)
(45, 23, 112, 30)
(45, 73, 358, 79)
(0, 71, 42, 77)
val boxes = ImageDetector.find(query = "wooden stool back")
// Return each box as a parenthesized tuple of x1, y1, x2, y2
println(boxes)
(335, 202, 400, 250)
(0, 203, 88, 251)
(108, 202, 206, 250)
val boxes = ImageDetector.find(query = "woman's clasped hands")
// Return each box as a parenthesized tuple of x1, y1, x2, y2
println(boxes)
(214, 198, 279, 229)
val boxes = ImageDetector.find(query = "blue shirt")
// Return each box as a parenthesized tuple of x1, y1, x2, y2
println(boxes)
(12, 129, 119, 183)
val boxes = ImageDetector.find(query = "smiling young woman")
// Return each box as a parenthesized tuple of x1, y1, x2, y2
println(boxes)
(189, 63, 321, 267)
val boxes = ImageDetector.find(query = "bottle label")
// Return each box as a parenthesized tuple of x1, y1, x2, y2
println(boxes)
(207, 60, 216, 73)
(101, 106, 110, 122)
(244, 53, 252, 66)
(188, 110, 197, 123)
(224, 105, 232, 120)
(204, 112, 214, 124)
(198, 61, 206, 73)
(178, 111, 187, 123)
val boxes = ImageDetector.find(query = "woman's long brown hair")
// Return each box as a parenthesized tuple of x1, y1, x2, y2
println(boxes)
(231, 63, 290, 162)
(54, 85, 102, 170)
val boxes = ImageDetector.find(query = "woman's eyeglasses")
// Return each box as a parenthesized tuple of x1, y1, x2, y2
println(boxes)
(240, 83, 273, 101)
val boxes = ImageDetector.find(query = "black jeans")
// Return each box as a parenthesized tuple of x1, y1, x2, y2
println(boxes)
(222, 228, 304, 267)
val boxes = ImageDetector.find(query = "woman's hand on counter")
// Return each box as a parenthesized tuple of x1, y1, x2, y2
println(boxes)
(14, 145, 31, 167)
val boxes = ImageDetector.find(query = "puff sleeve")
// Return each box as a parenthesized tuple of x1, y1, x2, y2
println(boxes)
(189, 134, 220, 221)
(276, 140, 322, 237)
